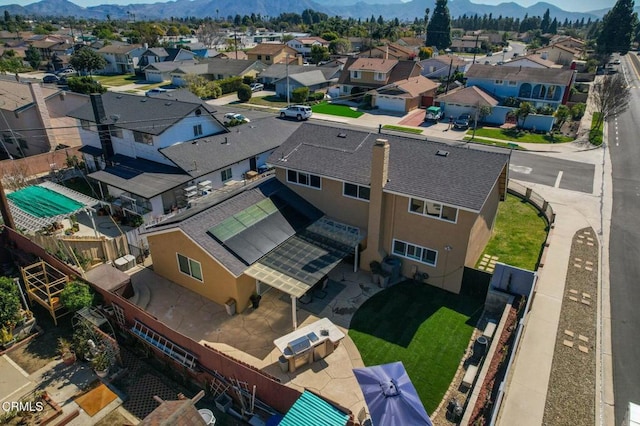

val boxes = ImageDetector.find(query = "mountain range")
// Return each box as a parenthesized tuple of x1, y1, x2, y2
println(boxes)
(0, 0, 612, 22)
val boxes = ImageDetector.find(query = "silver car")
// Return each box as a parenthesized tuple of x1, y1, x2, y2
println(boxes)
(279, 105, 312, 121)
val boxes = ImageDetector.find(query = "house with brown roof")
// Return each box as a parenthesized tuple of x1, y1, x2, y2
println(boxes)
(532, 43, 579, 66)
(503, 53, 562, 69)
(435, 86, 500, 125)
(97, 44, 145, 74)
(419, 55, 468, 79)
(0, 79, 87, 159)
(336, 57, 422, 99)
(358, 43, 416, 60)
(286, 36, 330, 58)
(246, 43, 301, 66)
(372, 76, 439, 113)
(451, 35, 489, 53)
(396, 37, 426, 51)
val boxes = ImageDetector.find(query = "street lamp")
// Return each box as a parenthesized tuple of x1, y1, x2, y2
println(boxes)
(442, 245, 453, 289)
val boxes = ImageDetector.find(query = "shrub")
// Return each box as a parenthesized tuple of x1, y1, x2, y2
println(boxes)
(537, 105, 554, 115)
(307, 92, 325, 102)
(0, 277, 20, 328)
(237, 84, 252, 102)
(589, 128, 603, 146)
(571, 102, 586, 119)
(60, 281, 94, 312)
(67, 76, 106, 95)
(292, 87, 309, 104)
(503, 97, 520, 107)
(242, 75, 255, 85)
(217, 76, 243, 94)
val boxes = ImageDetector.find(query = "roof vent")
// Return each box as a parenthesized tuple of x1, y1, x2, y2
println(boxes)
(141, 98, 147, 102)
(165, 102, 172, 106)
(436, 150, 449, 157)
(116, 95, 123, 99)
(337, 132, 347, 138)
(195, 108, 202, 116)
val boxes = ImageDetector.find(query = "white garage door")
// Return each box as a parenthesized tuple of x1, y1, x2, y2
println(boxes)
(375, 95, 406, 112)
(145, 71, 163, 83)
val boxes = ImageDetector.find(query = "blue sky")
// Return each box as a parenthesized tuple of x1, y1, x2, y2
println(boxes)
(7, 0, 614, 13)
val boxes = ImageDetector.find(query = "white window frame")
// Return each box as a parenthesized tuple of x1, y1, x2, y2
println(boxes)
(176, 253, 203, 282)
(408, 197, 458, 223)
(133, 131, 154, 145)
(374, 72, 386, 81)
(392, 239, 438, 266)
(508, 80, 517, 86)
(221, 167, 232, 182)
(112, 303, 125, 326)
(193, 124, 203, 137)
(342, 182, 370, 201)
(351, 70, 361, 79)
(495, 79, 504, 85)
(286, 169, 321, 190)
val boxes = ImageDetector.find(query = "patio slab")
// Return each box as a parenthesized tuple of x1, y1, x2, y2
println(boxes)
(128, 261, 381, 417)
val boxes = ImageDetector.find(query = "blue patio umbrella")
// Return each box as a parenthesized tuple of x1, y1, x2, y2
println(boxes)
(353, 361, 433, 426)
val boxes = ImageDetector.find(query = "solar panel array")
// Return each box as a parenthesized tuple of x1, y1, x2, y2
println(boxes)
(209, 198, 278, 242)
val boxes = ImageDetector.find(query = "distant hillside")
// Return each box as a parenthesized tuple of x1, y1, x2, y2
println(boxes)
(0, 0, 603, 22)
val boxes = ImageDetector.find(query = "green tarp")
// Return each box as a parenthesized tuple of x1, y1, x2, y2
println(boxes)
(7, 186, 85, 218)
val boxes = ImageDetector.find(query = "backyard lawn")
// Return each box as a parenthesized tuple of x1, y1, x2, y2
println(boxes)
(382, 124, 423, 135)
(312, 102, 363, 118)
(469, 127, 574, 143)
(349, 281, 483, 413)
(93, 74, 142, 87)
(248, 95, 288, 108)
(479, 193, 549, 270)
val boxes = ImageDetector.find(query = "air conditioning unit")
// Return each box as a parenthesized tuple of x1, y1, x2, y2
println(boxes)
(114, 254, 136, 271)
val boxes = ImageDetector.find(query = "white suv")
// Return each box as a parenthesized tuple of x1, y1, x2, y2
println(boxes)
(279, 105, 312, 121)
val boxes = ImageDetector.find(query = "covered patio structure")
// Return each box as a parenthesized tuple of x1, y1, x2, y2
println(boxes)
(245, 217, 363, 329)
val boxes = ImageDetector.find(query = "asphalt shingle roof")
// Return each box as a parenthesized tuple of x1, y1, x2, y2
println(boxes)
(437, 85, 499, 107)
(466, 64, 574, 85)
(160, 116, 300, 178)
(67, 92, 208, 136)
(269, 122, 509, 211)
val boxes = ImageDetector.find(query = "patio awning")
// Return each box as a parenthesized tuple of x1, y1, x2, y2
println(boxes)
(244, 217, 362, 298)
(280, 390, 349, 426)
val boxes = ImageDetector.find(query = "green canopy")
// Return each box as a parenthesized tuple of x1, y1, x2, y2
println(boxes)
(7, 186, 85, 218)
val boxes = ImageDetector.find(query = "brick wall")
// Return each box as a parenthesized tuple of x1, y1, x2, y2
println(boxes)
(0, 147, 82, 186)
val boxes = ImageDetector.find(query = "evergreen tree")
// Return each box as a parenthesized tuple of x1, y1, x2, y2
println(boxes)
(426, 0, 452, 50)
(549, 18, 558, 34)
(540, 8, 551, 33)
(597, 0, 637, 54)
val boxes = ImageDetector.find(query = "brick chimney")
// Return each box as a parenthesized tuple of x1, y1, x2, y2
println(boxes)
(361, 138, 390, 270)
(28, 82, 57, 151)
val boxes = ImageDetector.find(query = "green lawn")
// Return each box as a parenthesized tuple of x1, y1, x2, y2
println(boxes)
(312, 102, 364, 118)
(248, 95, 289, 108)
(349, 281, 483, 413)
(589, 112, 604, 146)
(382, 125, 423, 134)
(463, 136, 526, 150)
(479, 193, 549, 270)
(94, 74, 144, 87)
(469, 127, 575, 143)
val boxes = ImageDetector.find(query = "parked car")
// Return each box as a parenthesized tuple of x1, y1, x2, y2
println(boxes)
(424, 106, 442, 121)
(42, 74, 59, 84)
(224, 113, 250, 123)
(145, 88, 169, 97)
(613, 59, 621, 65)
(250, 83, 264, 92)
(486, 51, 493, 57)
(453, 113, 472, 130)
(55, 67, 77, 77)
(279, 105, 312, 121)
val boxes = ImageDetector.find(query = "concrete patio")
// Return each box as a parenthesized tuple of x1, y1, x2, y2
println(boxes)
(127, 261, 387, 416)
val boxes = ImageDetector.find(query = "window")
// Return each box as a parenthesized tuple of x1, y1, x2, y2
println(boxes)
(177, 253, 203, 281)
(342, 85, 349, 93)
(351, 70, 361, 79)
(109, 126, 122, 138)
(495, 79, 503, 85)
(257, 55, 262, 60)
(266, 55, 271, 61)
(221, 167, 232, 182)
(133, 131, 153, 145)
(393, 239, 438, 266)
(112, 303, 125, 326)
(374, 72, 386, 81)
(508, 80, 517, 86)
(193, 124, 203, 137)
(408, 197, 457, 223)
(343, 182, 370, 201)
(217, 74, 223, 79)
(287, 169, 321, 189)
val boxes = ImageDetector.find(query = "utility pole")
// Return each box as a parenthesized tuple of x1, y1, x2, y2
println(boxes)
(444, 57, 453, 94)
(286, 53, 290, 106)
(234, 29, 238, 60)
(472, 102, 480, 140)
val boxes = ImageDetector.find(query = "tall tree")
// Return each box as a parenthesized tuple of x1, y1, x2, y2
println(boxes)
(69, 47, 107, 76)
(540, 8, 551, 33)
(591, 74, 630, 130)
(25, 46, 41, 69)
(426, 0, 452, 50)
(597, 0, 637, 54)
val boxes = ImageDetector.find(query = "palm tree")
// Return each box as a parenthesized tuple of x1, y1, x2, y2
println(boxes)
(514, 102, 536, 129)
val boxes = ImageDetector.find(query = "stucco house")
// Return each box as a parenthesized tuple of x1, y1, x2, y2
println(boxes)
(286, 36, 330, 58)
(371, 76, 439, 113)
(98, 44, 145, 74)
(358, 43, 416, 61)
(139, 121, 509, 322)
(273, 67, 340, 99)
(531, 43, 580, 66)
(435, 86, 500, 124)
(461, 64, 575, 131)
(138, 47, 197, 72)
(503, 53, 561, 69)
(0, 79, 86, 159)
(419, 55, 469, 79)
(336, 57, 422, 99)
(246, 44, 301, 66)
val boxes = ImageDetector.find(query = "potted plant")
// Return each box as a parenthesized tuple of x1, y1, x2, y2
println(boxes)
(249, 293, 261, 309)
(0, 326, 15, 349)
(58, 338, 76, 365)
(60, 281, 94, 313)
(91, 351, 110, 378)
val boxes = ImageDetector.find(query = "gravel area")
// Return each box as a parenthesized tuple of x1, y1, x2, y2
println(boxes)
(543, 227, 598, 425)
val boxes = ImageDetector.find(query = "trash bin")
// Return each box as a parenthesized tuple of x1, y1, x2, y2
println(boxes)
(382, 256, 402, 283)
(278, 355, 289, 373)
(224, 298, 236, 316)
